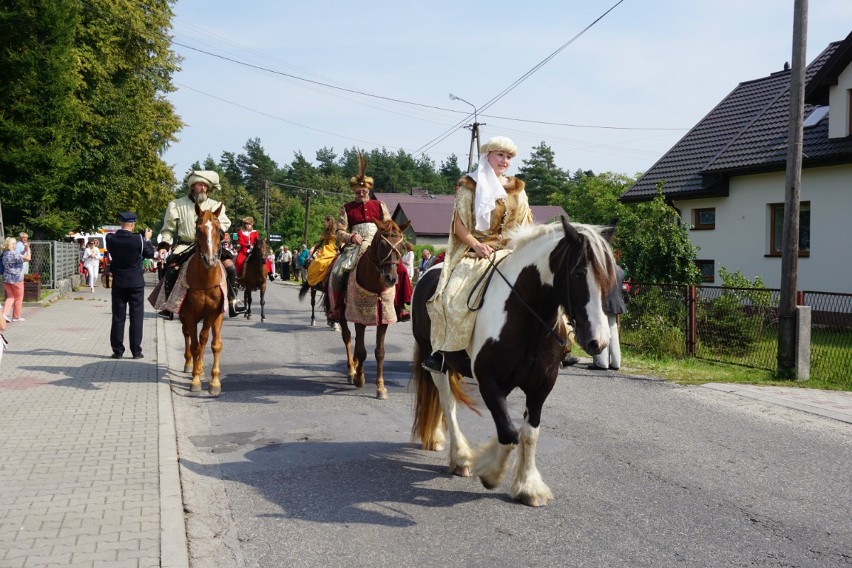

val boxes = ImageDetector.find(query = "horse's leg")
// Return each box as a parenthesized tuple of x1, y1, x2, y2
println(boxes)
(510, 381, 556, 507)
(182, 324, 193, 374)
(208, 311, 224, 397)
(430, 370, 474, 476)
(259, 285, 266, 322)
(374, 324, 388, 400)
(182, 319, 202, 392)
(193, 318, 211, 393)
(350, 323, 367, 388)
(310, 289, 316, 327)
(243, 288, 251, 319)
(473, 379, 519, 490)
(340, 317, 356, 383)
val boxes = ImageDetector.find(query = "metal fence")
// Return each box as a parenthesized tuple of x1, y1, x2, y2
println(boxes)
(24, 241, 80, 288)
(620, 283, 852, 387)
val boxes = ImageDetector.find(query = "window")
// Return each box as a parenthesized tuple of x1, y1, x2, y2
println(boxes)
(848, 90, 852, 135)
(695, 260, 715, 282)
(692, 208, 716, 230)
(769, 202, 810, 256)
(803, 106, 829, 128)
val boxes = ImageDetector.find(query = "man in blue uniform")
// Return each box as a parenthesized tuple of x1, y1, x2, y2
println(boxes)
(106, 212, 155, 359)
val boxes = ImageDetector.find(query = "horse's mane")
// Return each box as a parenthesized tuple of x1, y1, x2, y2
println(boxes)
(507, 221, 616, 293)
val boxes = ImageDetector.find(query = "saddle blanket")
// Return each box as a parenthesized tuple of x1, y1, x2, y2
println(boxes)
(148, 260, 227, 314)
(345, 268, 397, 326)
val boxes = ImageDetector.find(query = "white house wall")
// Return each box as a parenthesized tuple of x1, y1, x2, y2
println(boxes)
(828, 62, 852, 139)
(675, 164, 852, 292)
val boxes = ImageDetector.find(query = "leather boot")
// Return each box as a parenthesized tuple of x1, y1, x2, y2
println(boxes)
(225, 266, 246, 317)
(421, 352, 446, 373)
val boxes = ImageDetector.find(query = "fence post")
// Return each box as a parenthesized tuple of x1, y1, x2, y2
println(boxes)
(795, 305, 811, 381)
(686, 285, 697, 356)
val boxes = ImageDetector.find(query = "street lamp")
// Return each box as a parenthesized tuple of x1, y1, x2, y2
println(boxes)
(449, 93, 482, 171)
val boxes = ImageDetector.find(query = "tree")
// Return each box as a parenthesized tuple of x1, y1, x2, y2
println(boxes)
(0, 0, 82, 237)
(73, 0, 182, 229)
(615, 184, 701, 285)
(515, 142, 570, 205)
(438, 154, 463, 193)
(552, 170, 634, 226)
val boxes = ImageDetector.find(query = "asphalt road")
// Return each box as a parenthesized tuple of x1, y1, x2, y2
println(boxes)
(165, 281, 852, 568)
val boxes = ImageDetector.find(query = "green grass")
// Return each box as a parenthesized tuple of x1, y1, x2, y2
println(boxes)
(620, 347, 850, 392)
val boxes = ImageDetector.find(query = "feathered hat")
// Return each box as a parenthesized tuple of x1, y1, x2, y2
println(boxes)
(349, 152, 374, 190)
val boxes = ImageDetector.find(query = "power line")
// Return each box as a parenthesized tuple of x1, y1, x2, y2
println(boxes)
(413, 0, 626, 157)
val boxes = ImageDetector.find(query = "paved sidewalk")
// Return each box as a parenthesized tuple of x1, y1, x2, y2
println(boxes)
(0, 280, 849, 567)
(0, 277, 187, 568)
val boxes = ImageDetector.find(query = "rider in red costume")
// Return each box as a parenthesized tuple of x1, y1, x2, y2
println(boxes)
(235, 216, 259, 278)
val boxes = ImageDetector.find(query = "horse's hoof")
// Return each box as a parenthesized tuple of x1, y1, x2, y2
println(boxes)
(353, 377, 365, 389)
(183, 365, 192, 374)
(453, 465, 471, 477)
(261, 316, 265, 322)
(518, 493, 548, 507)
(208, 385, 221, 397)
(347, 373, 355, 385)
(310, 320, 316, 327)
(479, 477, 499, 490)
(189, 382, 201, 393)
(376, 388, 388, 400)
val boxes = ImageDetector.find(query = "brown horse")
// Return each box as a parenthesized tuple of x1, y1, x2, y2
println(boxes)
(239, 238, 267, 321)
(181, 203, 226, 396)
(337, 219, 409, 400)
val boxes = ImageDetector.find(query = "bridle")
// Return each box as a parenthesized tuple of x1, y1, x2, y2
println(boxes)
(367, 231, 404, 271)
(468, 237, 586, 349)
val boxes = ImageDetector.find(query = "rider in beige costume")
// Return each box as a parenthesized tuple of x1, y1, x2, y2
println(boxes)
(423, 136, 532, 372)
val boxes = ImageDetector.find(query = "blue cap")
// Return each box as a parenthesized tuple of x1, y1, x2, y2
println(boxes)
(118, 211, 137, 223)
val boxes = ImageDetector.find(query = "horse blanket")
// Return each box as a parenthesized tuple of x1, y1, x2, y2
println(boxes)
(148, 260, 227, 314)
(344, 268, 397, 325)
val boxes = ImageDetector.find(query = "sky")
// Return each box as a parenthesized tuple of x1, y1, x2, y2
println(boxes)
(162, 0, 852, 182)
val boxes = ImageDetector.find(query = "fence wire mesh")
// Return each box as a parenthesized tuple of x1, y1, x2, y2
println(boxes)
(620, 283, 851, 388)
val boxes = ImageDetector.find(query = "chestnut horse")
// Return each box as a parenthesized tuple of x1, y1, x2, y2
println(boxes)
(239, 238, 267, 321)
(411, 218, 616, 506)
(337, 218, 409, 400)
(181, 203, 226, 396)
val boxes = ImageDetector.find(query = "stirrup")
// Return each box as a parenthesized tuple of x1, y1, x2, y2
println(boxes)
(421, 352, 446, 373)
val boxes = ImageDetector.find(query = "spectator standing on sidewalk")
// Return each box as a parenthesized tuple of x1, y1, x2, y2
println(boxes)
(278, 246, 292, 282)
(106, 212, 155, 359)
(2, 236, 31, 322)
(15, 232, 30, 275)
(589, 263, 627, 371)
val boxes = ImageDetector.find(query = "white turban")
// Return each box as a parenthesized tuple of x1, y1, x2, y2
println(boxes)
(185, 170, 221, 191)
(468, 136, 517, 231)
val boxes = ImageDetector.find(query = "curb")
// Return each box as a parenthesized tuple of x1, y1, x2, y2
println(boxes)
(157, 313, 190, 568)
(702, 383, 852, 424)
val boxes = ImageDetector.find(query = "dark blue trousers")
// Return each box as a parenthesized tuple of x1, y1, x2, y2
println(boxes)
(110, 286, 145, 356)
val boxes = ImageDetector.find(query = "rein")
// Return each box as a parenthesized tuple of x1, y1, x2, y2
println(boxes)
(467, 241, 580, 349)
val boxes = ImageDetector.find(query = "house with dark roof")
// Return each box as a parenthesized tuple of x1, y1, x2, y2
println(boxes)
(621, 32, 852, 291)
(378, 190, 568, 246)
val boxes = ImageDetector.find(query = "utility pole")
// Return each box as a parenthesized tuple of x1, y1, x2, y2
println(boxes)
(302, 190, 312, 247)
(263, 179, 270, 235)
(777, 0, 808, 379)
(450, 93, 484, 171)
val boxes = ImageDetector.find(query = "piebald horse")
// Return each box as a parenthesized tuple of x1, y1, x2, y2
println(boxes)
(411, 217, 616, 506)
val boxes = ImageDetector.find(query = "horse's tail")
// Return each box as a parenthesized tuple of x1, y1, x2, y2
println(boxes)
(297, 282, 310, 301)
(411, 343, 477, 449)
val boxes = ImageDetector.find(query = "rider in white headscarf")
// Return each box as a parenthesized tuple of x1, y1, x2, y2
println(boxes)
(423, 136, 532, 373)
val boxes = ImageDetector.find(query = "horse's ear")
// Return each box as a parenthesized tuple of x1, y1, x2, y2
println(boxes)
(398, 220, 411, 232)
(561, 215, 580, 243)
(601, 218, 618, 242)
(213, 203, 223, 217)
